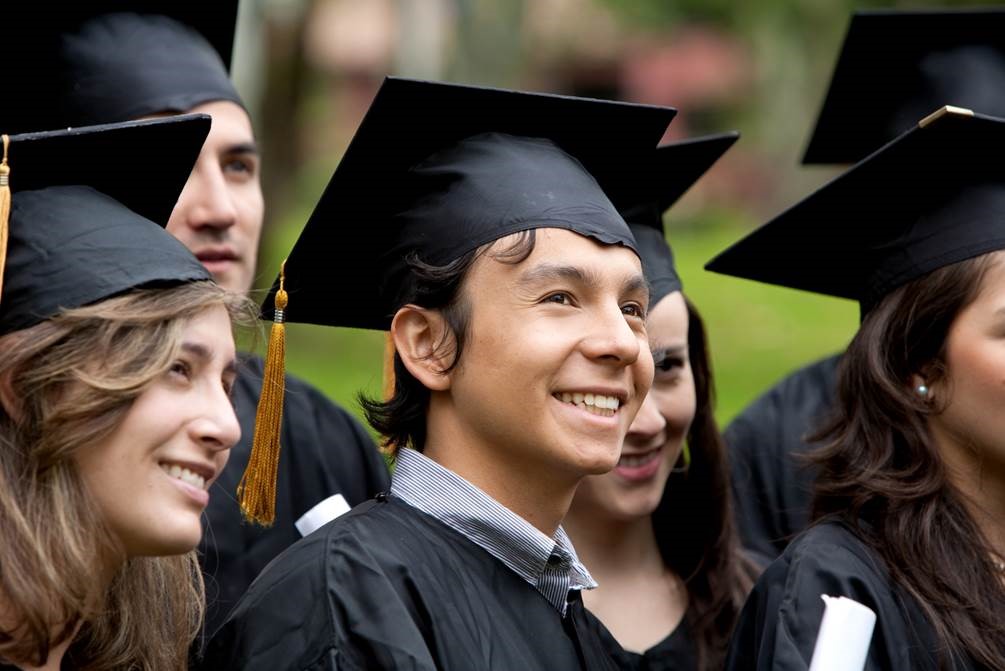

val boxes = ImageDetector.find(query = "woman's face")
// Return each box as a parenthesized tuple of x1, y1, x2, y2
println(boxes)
(75, 305, 240, 558)
(928, 254, 1005, 479)
(571, 291, 696, 521)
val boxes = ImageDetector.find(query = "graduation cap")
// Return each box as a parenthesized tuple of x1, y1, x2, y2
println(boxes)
(235, 77, 676, 527)
(4, 1, 241, 132)
(262, 77, 676, 330)
(707, 107, 1005, 312)
(803, 8, 1005, 164)
(617, 132, 739, 305)
(0, 115, 212, 336)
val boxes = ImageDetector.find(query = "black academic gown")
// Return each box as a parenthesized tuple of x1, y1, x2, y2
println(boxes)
(586, 615, 697, 671)
(724, 354, 841, 560)
(724, 520, 980, 670)
(201, 495, 619, 671)
(199, 354, 390, 635)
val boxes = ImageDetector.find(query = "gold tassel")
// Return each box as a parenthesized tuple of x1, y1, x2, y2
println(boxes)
(237, 261, 288, 526)
(0, 135, 11, 303)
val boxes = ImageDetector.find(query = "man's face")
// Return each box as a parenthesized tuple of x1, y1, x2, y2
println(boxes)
(442, 228, 654, 484)
(166, 100, 264, 294)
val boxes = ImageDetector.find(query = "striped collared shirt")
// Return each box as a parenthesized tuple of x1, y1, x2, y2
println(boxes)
(390, 447, 596, 615)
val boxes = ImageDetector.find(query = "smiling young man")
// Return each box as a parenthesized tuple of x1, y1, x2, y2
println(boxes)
(199, 78, 675, 671)
(7, 3, 390, 634)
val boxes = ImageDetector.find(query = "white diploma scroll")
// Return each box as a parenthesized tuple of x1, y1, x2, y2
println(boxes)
(807, 595, 877, 671)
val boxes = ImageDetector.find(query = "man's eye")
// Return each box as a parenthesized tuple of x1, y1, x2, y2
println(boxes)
(622, 303, 645, 319)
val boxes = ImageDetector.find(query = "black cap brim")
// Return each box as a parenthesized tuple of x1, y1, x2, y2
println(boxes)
(8, 114, 211, 225)
(1, 115, 213, 334)
(709, 107, 1005, 308)
(620, 132, 739, 303)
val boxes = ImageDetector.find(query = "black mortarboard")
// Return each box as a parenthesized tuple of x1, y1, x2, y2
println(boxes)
(618, 132, 739, 304)
(5, 2, 241, 132)
(803, 8, 1005, 164)
(707, 107, 1005, 311)
(0, 115, 212, 336)
(262, 77, 677, 331)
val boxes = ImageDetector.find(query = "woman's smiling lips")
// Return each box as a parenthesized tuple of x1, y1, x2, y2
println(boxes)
(158, 459, 217, 507)
(613, 446, 663, 481)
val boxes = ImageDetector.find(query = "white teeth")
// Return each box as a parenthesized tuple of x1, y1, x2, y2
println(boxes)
(160, 463, 207, 490)
(554, 392, 621, 417)
(619, 450, 659, 467)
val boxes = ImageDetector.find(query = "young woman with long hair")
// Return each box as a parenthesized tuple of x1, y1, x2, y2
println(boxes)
(565, 135, 761, 670)
(0, 118, 253, 670)
(711, 108, 1005, 669)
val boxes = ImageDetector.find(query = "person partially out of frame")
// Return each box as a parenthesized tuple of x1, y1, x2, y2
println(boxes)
(0, 117, 254, 670)
(710, 107, 1005, 670)
(725, 8, 1005, 562)
(5, 3, 391, 634)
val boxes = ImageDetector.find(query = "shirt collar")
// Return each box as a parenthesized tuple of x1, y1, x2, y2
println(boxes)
(390, 448, 596, 613)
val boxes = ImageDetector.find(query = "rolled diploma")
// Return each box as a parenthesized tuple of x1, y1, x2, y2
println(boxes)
(807, 595, 877, 671)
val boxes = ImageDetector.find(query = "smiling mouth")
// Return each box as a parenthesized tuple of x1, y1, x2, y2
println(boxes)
(553, 392, 621, 418)
(618, 448, 661, 468)
(159, 462, 208, 491)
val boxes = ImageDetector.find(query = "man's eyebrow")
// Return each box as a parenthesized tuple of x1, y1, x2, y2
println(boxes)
(517, 263, 599, 287)
(623, 273, 649, 301)
(224, 141, 259, 155)
(517, 264, 649, 301)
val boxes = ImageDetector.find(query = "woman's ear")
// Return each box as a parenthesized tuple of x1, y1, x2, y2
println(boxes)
(390, 305, 456, 392)
(0, 369, 22, 421)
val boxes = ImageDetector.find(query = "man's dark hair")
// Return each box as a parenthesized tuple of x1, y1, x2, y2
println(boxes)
(360, 231, 537, 457)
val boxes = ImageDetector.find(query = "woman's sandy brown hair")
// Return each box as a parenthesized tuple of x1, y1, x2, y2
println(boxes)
(811, 252, 1005, 670)
(0, 280, 255, 671)
(652, 297, 760, 670)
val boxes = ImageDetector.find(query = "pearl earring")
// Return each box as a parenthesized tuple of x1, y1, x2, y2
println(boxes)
(916, 384, 929, 397)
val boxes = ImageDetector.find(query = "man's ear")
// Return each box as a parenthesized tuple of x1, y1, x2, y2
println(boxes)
(390, 305, 456, 391)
